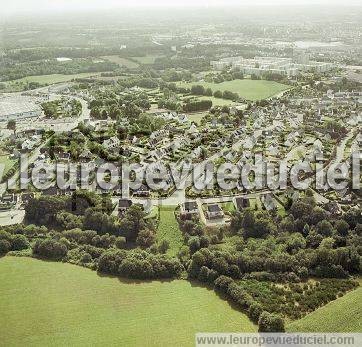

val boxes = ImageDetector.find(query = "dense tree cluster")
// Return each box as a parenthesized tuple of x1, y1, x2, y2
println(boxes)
(0, 58, 118, 82)
(183, 99, 212, 112)
(98, 249, 183, 279)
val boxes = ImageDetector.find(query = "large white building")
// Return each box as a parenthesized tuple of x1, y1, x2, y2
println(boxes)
(211, 55, 333, 77)
(0, 96, 42, 122)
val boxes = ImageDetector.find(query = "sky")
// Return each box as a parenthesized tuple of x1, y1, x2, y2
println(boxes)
(1, 0, 361, 16)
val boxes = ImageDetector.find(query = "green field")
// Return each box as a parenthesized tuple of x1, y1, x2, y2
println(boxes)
(5, 73, 101, 88)
(0, 257, 256, 346)
(177, 79, 290, 101)
(156, 206, 184, 257)
(102, 55, 140, 68)
(287, 285, 362, 332)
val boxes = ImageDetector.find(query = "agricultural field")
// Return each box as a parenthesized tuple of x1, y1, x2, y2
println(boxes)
(177, 79, 290, 101)
(102, 55, 140, 68)
(0, 257, 256, 347)
(156, 206, 184, 257)
(287, 284, 362, 332)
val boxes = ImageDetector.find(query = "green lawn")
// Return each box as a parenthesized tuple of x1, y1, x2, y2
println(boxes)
(5, 73, 101, 87)
(287, 285, 362, 332)
(156, 206, 184, 257)
(177, 79, 290, 101)
(220, 201, 236, 214)
(0, 257, 256, 347)
(187, 112, 206, 125)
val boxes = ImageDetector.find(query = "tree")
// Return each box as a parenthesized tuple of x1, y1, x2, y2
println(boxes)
(119, 205, 146, 241)
(115, 237, 126, 249)
(158, 240, 170, 254)
(190, 85, 205, 95)
(316, 220, 334, 237)
(222, 90, 239, 100)
(241, 209, 255, 232)
(310, 207, 328, 225)
(335, 220, 350, 237)
(11, 235, 29, 251)
(213, 90, 223, 98)
(136, 229, 156, 249)
(258, 311, 285, 332)
(249, 302, 263, 323)
(7, 120, 16, 134)
(205, 88, 213, 96)
(188, 236, 201, 254)
(33, 239, 68, 260)
(0, 240, 11, 254)
(290, 201, 313, 220)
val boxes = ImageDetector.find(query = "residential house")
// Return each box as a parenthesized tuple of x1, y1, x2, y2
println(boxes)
(206, 204, 224, 219)
(180, 201, 199, 218)
(234, 197, 250, 211)
(133, 184, 150, 197)
(103, 136, 120, 151)
(118, 199, 133, 215)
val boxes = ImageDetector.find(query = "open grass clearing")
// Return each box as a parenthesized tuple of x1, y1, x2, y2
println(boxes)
(0, 257, 256, 346)
(187, 112, 206, 125)
(156, 206, 184, 257)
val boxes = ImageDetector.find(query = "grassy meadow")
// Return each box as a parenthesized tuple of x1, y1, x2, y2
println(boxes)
(177, 79, 290, 101)
(0, 257, 256, 347)
(156, 206, 184, 257)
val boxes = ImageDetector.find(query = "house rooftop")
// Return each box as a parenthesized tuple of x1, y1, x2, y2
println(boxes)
(207, 204, 222, 213)
(184, 201, 198, 212)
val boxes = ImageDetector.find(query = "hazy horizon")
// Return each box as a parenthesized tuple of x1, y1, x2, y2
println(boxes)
(2, 0, 362, 17)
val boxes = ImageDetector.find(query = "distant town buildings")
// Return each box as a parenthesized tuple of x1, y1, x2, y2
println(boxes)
(211, 55, 333, 77)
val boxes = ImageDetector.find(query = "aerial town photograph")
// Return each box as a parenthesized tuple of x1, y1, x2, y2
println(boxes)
(0, 0, 361, 346)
